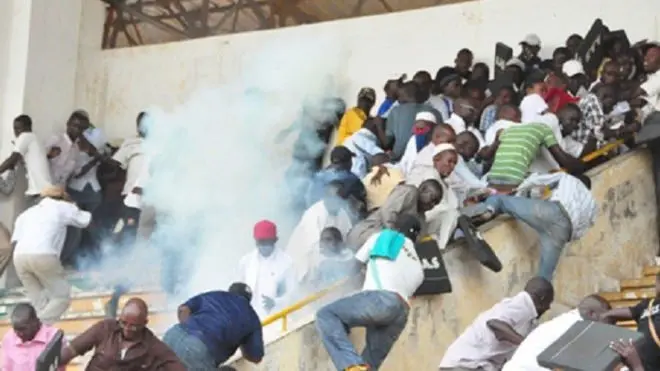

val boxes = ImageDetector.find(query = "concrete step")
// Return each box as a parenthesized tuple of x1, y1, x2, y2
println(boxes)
(610, 299, 641, 308)
(617, 320, 637, 330)
(643, 265, 659, 277)
(600, 288, 655, 302)
(620, 276, 655, 290)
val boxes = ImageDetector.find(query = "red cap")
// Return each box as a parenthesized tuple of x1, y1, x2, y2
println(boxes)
(253, 220, 277, 240)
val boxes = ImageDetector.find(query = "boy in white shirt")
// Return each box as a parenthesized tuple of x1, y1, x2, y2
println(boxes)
(315, 214, 424, 371)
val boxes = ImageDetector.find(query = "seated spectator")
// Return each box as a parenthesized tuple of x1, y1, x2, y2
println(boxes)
(575, 83, 618, 149)
(502, 294, 612, 370)
(639, 45, 660, 119)
(316, 214, 425, 371)
(487, 173, 597, 280)
(446, 131, 486, 203)
(362, 153, 405, 212)
(480, 85, 516, 133)
(565, 34, 583, 58)
(0, 115, 53, 208)
(519, 34, 543, 71)
(470, 62, 490, 87)
(238, 220, 296, 319)
(306, 146, 366, 210)
(397, 111, 439, 175)
(60, 298, 185, 370)
(343, 118, 388, 178)
(505, 58, 526, 95)
(2, 303, 64, 371)
(345, 179, 443, 249)
(386, 82, 442, 160)
(429, 68, 462, 121)
(439, 277, 554, 371)
(600, 272, 660, 370)
(544, 73, 579, 113)
(377, 75, 404, 117)
(447, 97, 479, 136)
(520, 73, 549, 122)
(483, 105, 521, 147)
(301, 227, 354, 286)
(12, 186, 91, 323)
(563, 60, 589, 99)
(487, 120, 584, 190)
(557, 103, 594, 158)
(287, 182, 353, 265)
(163, 283, 263, 369)
(335, 87, 376, 145)
(551, 47, 572, 75)
(413, 70, 434, 103)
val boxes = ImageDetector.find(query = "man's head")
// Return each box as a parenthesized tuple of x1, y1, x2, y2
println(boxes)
(453, 97, 479, 124)
(40, 186, 72, 202)
(384, 76, 404, 100)
(393, 214, 423, 242)
(417, 179, 443, 213)
(329, 146, 354, 171)
(414, 111, 438, 131)
(430, 123, 456, 145)
(557, 103, 583, 136)
(13, 114, 32, 138)
(413, 71, 433, 102)
(505, 59, 526, 86)
(577, 294, 612, 323)
(563, 60, 588, 95)
(644, 46, 660, 74)
(11, 303, 41, 343)
(357, 87, 376, 114)
(496, 104, 522, 123)
(397, 81, 420, 104)
(524, 276, 554, 317)
(119, 298, 149, 341)
(253, 219, 278, 258)
(228, 282, 253, 302)
(464, 83, 486, 107)
(439, 74, 463, 99)
(323, 181, 347, 216)
(617, 52, 636, 80)
(432, 143, 458, 178)
(525, 71, 548, 97)
(319, 227, 343, 255)
(552, 47, 572, 73)
(66, 111, 90, 140)
(494, 85, 516, 106)
(566, 34, 584, 57)
(600, 60, 621, 85)
(455, 48, 474, 77)
(593, 83, 618, 114)
(455, 131, 479, 161)
(471, 62, 490, 84)
(520, 34, 542, 59)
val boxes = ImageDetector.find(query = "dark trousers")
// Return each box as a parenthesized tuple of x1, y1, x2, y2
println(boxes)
(106, 203, 141, 317)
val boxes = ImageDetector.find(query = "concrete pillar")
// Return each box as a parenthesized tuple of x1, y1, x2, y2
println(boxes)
(0, 0, 84, 288)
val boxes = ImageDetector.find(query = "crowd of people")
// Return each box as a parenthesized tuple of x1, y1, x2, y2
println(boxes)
(1, 18, 660, 371)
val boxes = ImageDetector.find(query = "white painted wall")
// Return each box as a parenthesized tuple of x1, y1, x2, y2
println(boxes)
(76, 0, 660, 139)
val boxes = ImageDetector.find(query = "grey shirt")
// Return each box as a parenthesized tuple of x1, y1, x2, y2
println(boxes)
(385, 103, 443, 161)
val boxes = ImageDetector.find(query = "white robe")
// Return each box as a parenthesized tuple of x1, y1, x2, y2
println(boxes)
(238, 248, 296, 319)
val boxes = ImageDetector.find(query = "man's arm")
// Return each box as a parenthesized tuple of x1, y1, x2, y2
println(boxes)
(547, 144, 586, 174)
(380, 186, 417, 229)
(240, 327, 264, 364)
(601, 307, 635, 323)
(60, 204, 92, 229)
(486, 319, 525, 345)
(0, 153, 21, 174)
(60, 320, 106, 364)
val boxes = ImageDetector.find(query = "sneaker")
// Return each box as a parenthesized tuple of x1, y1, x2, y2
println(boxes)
(344, 365, 370, 371)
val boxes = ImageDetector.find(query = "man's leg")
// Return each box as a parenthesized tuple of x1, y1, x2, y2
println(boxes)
(13, 255, 46, 310)
(107, 205, 142, 317)
(361, 295, 409, 369)
(31, 254, 71, 323)
(163, 324, 217, 370)
(316, 290, 409, 370)
(484, 195, 571, 280)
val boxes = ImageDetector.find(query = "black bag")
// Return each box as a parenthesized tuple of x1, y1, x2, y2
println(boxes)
(576, 19, 607, 79)
(36, 330, 63, 371)
(413, 238, 452, 296)
(537, 320, 644, 371)
(494, 42, 514, 79)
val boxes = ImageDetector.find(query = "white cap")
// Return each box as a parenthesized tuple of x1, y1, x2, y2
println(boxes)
(505, 57, 526, 70)
(82, 128, 106, 150)
(562, 60, 585, 77)
(432, 143, 457, 157)
(415, 111, 437, 124)
(521, 33, 542, 47)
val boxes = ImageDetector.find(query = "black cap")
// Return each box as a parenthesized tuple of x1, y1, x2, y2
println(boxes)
(525, 69, 546, 87)
(330, 146, 355, 165)
(228, 282, 253, 302)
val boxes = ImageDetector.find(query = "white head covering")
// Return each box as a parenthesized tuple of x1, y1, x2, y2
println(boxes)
(415, 111, 438, 124)
(562, 60, 585, 77)
(432, 143, 457, 157)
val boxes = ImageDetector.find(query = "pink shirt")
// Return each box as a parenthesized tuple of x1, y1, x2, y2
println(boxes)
(1, 324, 64, 371)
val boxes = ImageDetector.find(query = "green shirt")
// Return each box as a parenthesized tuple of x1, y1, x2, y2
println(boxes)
(488, 123, 558, 184)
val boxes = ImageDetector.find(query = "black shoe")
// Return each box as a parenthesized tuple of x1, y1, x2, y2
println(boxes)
(457, 215, 502, 272)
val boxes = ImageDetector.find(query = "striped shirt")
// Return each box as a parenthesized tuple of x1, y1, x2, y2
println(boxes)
(489, 123, 558, 184)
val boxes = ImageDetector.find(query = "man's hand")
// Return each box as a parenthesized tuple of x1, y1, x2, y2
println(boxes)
(611, 339, 644, 371)
(262, 295, 275, 312)
(48, 146, 62, 159)
(177, 305, 191, 324)
(370, 165, 390, 186)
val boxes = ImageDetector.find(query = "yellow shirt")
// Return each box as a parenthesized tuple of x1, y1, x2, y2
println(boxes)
(362, 166, 405, 212)
(335, 107, 367, 145)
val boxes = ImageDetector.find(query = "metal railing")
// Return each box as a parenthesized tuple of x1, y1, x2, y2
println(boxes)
(260, 138, 627, 333)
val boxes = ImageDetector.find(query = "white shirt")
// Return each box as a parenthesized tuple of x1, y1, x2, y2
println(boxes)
(397, 137, 419, 177)
(516, 172, 598, 240)
(13, 132, 52, 196)
(12, 198, 91, 256)
(502, 309, 582, 371)
(428, 95, 452, 122)
(641, 69, 660, 120)
(447, 113, 467, 134)
(439, 291, 539, 371)
(46, 133, 79, 187)
(112, 137, 145, 196)
(123, 157, 150, 209)
(445, 156, 488, 204)
(354, 231, 424, 302)
(68, 152, 101, 192)
(466, 126, 486, 148)
(520, 94, 549, 123)
(484, 120, 517, 145)
(343, 129, 384, 178)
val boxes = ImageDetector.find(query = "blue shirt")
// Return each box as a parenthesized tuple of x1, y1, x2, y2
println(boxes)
(181, 291, 263, 365)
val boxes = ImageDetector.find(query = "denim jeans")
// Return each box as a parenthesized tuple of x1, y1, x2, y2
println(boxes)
(316, 290, 409, 370)
(483, 195, 572, 280)
(163, 324, 217, 370)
